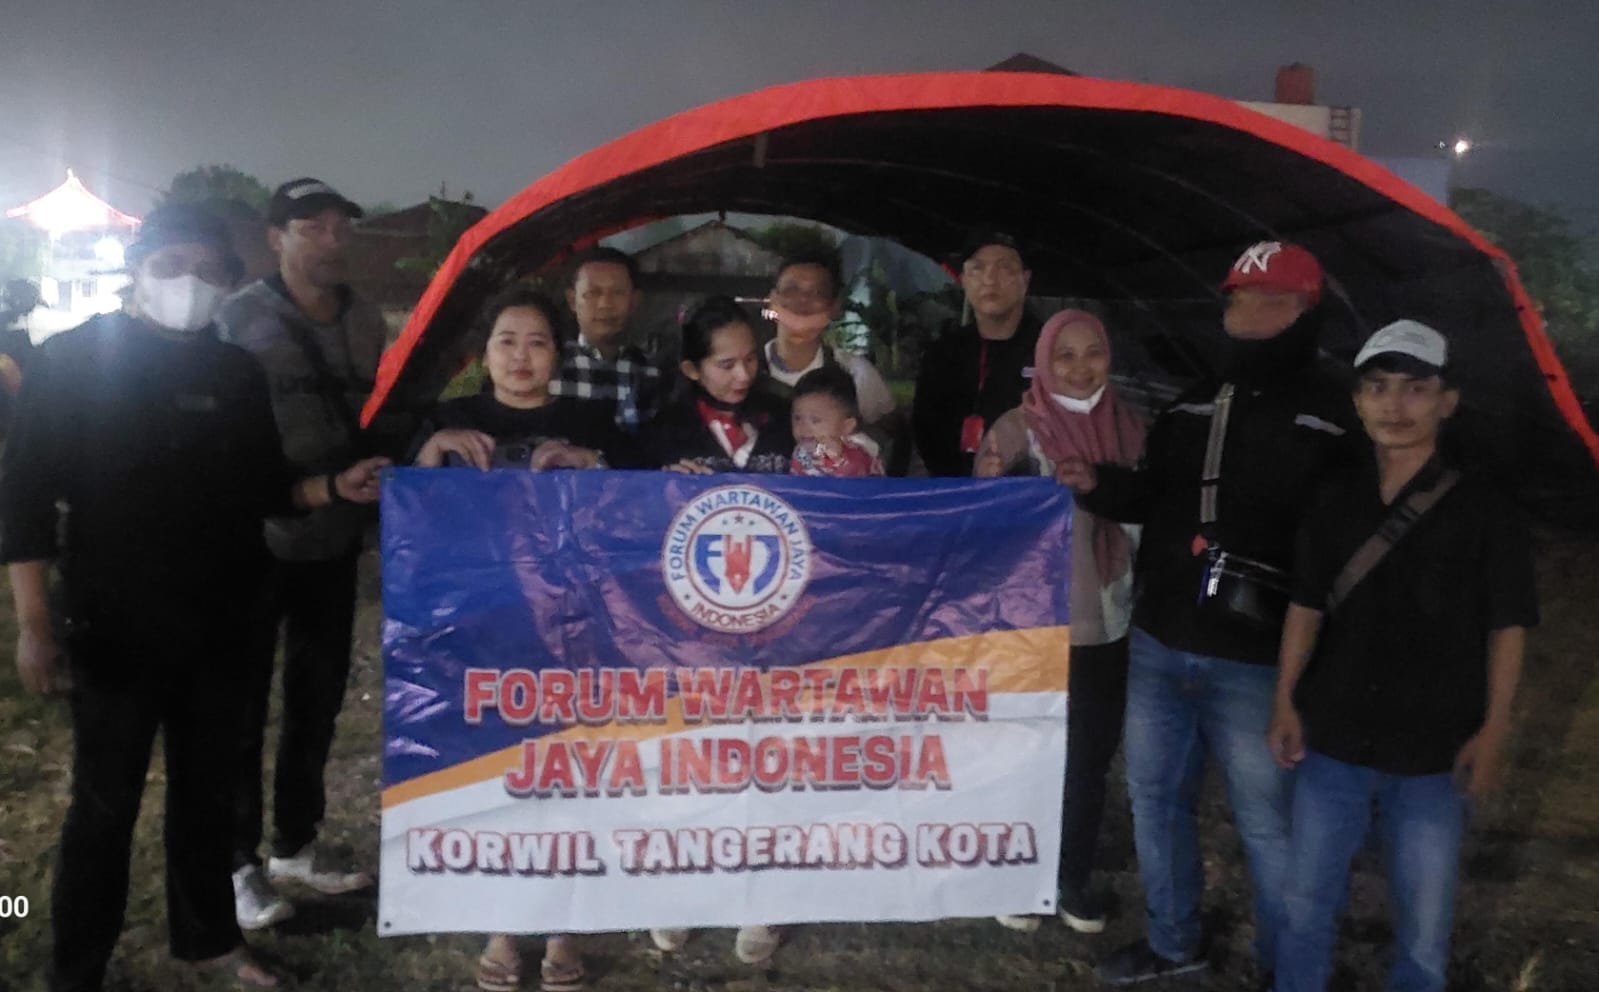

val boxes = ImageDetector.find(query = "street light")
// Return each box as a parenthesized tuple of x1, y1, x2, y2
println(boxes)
(1435, 137, 1472, 158)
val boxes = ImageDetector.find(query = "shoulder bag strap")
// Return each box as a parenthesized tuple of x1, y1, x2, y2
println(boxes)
(1199, 382, 1235, 529)
(1326, 468, 1462, 612)
(281, 314, 360, 436)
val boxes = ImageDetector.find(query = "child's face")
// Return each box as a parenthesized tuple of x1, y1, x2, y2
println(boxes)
(1354, 369, 1458, 452)
(791, 393, 857, 445)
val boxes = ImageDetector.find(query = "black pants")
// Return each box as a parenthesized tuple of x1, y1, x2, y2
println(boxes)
(233, 551, 360, 868)
(1059, 637, 1130, 894)
(52, 638, 245, 992)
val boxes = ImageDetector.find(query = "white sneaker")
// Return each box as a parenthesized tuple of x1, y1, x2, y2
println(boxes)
(733, 925, 781, 964)
(649, 928, 692, 952)
(232, 865, 294, 931)
(266, 844, 373, 895)
(994, 914, 1041, 932)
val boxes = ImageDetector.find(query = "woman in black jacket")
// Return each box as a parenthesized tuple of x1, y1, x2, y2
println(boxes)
(411, 288, 639, 474)
(642, 296, 792, 475)
(639, 297, 790, 966)
(422, 287, 633, 992)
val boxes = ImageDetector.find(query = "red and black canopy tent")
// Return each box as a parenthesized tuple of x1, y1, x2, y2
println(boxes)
(362, 71, 1599, 520)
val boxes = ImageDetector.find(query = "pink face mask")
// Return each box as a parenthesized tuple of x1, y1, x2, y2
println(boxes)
(767, 302, 831, 337)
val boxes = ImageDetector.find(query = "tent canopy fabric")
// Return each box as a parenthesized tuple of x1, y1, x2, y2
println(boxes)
(363, 71, 1599, 519)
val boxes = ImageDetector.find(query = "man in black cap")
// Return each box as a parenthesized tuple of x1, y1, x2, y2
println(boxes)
(911, 231, 1041, 476)
(0, 203, 386, 991)
(214, 178, 388, 927)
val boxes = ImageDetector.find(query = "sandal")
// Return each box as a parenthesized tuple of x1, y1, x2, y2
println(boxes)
(197, 945, 283, 989)
(539, 955, 586, 992)
(476, 951, 522, 992)
(734, 925, 782, 965)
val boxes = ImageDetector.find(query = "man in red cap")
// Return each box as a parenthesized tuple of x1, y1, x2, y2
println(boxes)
(1058, 241, 1359, 988)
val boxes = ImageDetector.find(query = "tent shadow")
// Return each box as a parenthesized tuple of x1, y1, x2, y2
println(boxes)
(276, 893, 377, 937)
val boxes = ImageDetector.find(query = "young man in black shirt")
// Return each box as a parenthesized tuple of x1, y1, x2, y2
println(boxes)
(0, 205, 386, 991)
(1267, 320, 1537, 992)
(912, 231, 1041, 476)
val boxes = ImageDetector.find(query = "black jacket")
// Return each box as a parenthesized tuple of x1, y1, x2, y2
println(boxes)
(408, 393, 645, 468)
(1080, 316, 1361, 664)
(640, 390, 793, 473)
(0, 313, 297, 652)
(912, 310, 1042, 477)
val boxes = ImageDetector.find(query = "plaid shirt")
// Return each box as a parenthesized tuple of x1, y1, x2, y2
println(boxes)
(549, 337, 662, 431)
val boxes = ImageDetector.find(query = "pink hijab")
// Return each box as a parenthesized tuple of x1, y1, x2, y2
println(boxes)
(1022, 309, 1146, 586)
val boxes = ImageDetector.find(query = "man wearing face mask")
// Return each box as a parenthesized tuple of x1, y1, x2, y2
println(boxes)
(759, 251, 898, 465)
(213, 178, 389, 928)
(0, 204, 387, 991)
(1057, 242, 1359, 989)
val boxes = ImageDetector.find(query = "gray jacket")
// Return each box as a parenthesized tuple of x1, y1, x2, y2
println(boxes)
(215, 277, 386, 561)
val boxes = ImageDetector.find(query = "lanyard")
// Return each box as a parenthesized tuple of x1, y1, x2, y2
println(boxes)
(973, 340, 989, 413)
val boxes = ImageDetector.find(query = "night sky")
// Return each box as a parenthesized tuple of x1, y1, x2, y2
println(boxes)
(2, 0, 1595, 222)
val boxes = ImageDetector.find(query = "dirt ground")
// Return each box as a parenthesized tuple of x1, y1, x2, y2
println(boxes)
(1, 535, 1596, 992)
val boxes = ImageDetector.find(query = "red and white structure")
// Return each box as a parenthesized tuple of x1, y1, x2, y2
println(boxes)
(5, 170, 141, 336)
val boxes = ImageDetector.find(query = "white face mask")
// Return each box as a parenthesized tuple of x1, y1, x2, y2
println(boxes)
(134, 273, 227, 333)
(1051, 384, 1107, 414)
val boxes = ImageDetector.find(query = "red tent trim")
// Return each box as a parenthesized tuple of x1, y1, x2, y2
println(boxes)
(362, 71, 1598, 469)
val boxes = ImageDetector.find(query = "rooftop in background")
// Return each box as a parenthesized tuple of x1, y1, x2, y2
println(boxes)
(5, 170, 141, 236)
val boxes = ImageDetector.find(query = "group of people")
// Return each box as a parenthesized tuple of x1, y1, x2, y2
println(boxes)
(960, 234, 1533, 992)
(0, 177, 1533, 992)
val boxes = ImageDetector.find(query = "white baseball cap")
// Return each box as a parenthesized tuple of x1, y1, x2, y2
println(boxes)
(1354, 319, 1448, 374)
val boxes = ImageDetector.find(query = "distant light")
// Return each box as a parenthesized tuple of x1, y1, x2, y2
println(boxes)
(94, 237, 125, 267)
(1452, 138, 1472, 157)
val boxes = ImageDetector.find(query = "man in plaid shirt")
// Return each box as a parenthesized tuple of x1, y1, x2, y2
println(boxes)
(553, 246, 662, 432)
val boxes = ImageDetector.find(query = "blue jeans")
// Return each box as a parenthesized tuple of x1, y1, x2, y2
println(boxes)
(1123, 626, 1292, 964)
(1276, 751, 1468, 992)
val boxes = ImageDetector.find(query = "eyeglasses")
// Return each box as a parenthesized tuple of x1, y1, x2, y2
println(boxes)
(143, 249, 234, 286)
(771, 286, 832, 305)
(962, 260, 1024, 281)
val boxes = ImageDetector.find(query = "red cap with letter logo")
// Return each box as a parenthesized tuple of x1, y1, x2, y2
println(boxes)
(1220, 241, 1323, 305)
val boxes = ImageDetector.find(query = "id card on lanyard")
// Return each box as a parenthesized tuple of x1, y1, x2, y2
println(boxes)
(960, 341, 988, 453)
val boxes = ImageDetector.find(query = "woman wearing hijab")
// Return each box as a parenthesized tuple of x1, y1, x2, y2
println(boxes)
(975, 308, 1146, 935)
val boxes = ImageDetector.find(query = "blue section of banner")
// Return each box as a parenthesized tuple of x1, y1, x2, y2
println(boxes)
(382, 470, 1071, 788)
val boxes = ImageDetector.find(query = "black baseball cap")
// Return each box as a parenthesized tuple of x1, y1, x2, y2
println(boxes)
(957, 229, 1028, 269)
(268, 177, 364, 227)
(126, 203, 244, 279)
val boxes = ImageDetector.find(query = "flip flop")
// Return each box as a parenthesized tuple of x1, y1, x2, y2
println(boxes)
(540, 955, 585, 992)
(476, 951, 522, 992)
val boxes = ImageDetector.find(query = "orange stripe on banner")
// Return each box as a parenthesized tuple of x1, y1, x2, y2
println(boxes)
(381, 625, 1070, 808)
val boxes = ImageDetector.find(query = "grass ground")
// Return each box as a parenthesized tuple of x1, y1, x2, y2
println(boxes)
(1, 535, 1596, 992)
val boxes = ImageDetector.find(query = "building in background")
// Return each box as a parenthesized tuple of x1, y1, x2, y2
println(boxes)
(4, 170, 140, 338)
(1240, 63, 1362, 150)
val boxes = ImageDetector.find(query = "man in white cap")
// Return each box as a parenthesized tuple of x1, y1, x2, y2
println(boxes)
(215, 178, 387, 928)
(1267, 320, 1536, 992)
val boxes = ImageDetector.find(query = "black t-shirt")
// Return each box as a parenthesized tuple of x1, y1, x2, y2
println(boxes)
(408, 393, 644, 468)
(912, 311, 1042, 477)
(1291, 455, 1539, 775)
(0, 313, 298, 650)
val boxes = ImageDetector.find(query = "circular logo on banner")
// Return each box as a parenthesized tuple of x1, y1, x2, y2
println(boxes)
(662, 485, 813, 633)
